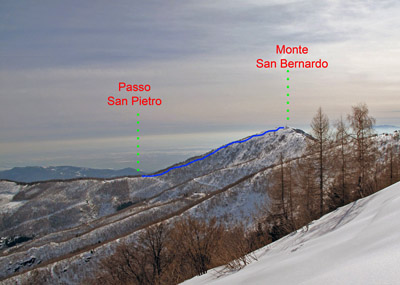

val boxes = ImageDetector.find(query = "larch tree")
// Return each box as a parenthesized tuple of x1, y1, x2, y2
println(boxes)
(334, 116, 349, 205)
(279, 152, 287, 220)
(309, 107, 330, 217)
(347, 103, 376, 197)
(286, 161, 295, 227)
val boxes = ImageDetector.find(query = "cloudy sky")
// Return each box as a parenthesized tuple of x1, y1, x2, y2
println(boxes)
(1, 0, 399, 172)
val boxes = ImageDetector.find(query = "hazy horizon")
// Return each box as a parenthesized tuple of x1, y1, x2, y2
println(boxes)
(1, 124, 399, 172)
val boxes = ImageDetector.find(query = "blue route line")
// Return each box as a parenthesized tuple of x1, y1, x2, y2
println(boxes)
(142, 126, 284, 178)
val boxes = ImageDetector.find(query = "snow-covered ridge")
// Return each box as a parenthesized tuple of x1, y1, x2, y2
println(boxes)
(1, 128, 398, 283)
(184, 182, 400, 285)
(0, 127, 307, 282)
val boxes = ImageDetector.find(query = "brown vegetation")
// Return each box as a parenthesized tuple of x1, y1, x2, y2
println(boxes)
(263, 103, 400, 243)
(87, 218, 261, 285)
(86, 103, 399, 285)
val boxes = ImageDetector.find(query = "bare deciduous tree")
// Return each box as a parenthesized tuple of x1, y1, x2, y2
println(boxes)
(97, 223, 170, 285)
(171, 217, 223, 276)
(334, 116, 350, 205)
(347, 103, 376, 197)
(309, 107, 330, 216)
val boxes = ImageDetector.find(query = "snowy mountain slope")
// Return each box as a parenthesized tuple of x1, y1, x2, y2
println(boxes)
(0, 127, 306, 239)
(0, 127, 308, 281)
(184, 182, 400, 285)
(1, 129, 398, 283)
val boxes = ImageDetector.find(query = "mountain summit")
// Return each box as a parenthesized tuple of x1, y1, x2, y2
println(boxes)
(0, 127, 307, 282)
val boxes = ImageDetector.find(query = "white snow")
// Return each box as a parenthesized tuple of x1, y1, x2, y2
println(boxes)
(0, 181, 25, 214)
(184, 182, 400, 285)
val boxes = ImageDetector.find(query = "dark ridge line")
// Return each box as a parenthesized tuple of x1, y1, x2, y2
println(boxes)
(142, 126, 284, 178)
(1, 152, 292, 282)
